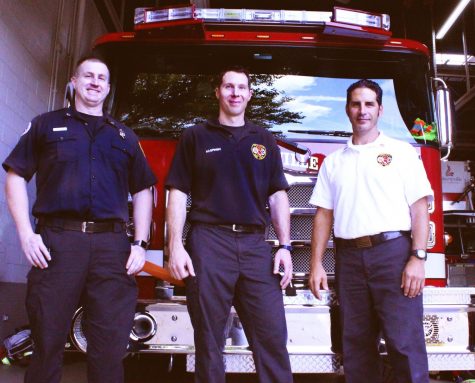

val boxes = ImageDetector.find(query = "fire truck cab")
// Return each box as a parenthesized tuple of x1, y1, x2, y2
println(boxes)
(69, 4, 475, 375)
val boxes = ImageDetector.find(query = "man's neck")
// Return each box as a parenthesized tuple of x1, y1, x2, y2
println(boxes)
(218, 114, 245, 127)
(75, 102, 103, 117)
(352, 130, 380, 145)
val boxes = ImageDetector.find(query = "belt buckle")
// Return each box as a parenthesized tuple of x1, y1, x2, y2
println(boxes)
(354, 236, 372, 248)
(81, 221, 94, 233)
(231, 224, 244, 233)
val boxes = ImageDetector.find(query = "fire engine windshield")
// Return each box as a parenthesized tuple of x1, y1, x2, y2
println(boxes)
(110, 45, 437, 145)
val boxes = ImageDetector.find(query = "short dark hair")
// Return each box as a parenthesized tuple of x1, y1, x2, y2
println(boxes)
(346, 79, 382, 106)
(74, 55, 109, 78)
(215, 65, 251, 88)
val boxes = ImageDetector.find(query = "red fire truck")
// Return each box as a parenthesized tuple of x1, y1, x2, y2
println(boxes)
(69, 4, 475, 375)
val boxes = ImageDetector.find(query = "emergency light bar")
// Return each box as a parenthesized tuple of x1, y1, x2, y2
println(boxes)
(135, 5, 390, 30)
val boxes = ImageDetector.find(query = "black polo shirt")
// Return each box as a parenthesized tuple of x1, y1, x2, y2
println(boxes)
(2, 107, 157, 222)
(165, 119, 288, 227)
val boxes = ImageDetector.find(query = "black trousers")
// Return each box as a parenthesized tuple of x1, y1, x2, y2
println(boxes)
(335, 235, 429, 383)
(185, 223, 293, 383)
(24, 225, 137, 383)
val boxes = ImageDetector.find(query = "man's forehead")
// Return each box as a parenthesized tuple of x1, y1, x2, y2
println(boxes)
(349, 87, 377, 101)
(77, 60, 109, 76)
(222, 71, 249, 84)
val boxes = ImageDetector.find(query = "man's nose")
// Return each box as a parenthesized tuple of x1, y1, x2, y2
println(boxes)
(90, 77, 99, 85)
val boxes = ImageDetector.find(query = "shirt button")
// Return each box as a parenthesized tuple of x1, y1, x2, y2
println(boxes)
(85, 122, 88, 126)
(92, 156, 96, 160)
(92, 175, 96, 180)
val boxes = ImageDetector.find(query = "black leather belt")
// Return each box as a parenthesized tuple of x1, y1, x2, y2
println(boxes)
(217, 224, 266, 234)
(37, 217, 126, 233)
(335, 231, 410, 249)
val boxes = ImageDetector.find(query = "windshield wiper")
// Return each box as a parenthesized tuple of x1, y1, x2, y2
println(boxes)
(287, 129, 352, 137)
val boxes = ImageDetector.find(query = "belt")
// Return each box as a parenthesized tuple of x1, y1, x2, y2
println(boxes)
(217, 224, 266, 234)
(335, 231, 410, 249)
(37, 217, 126, 233)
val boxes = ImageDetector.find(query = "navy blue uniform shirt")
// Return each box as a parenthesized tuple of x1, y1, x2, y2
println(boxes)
(2, 107, 157, 222)
(165, 119, 288, 227)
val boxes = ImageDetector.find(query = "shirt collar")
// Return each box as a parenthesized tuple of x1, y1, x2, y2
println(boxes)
(345, 131, 388, 152)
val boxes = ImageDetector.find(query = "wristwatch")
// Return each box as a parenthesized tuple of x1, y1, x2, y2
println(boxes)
(278, 244, 293, 252)
(133, 240, 148, 250)
(411, 249, 427, 261)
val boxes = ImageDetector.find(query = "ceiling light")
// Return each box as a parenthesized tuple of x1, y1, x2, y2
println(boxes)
(436, 0, 471, 40)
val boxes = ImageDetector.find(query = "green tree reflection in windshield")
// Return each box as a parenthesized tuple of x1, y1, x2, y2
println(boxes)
(119, 73, 303, 136)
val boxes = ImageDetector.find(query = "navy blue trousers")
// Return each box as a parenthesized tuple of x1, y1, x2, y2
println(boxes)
(185, 224, 292, 383)
(25, 225, 137, 383)
(335, 235, 429, 383)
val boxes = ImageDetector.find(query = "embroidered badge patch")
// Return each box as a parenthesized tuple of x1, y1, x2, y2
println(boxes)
(377, 153, 392, 167)
(251, 144, 267, 160)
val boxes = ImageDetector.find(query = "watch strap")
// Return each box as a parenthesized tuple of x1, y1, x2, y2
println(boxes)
(278, 244, 293, 252)
(133, 240, 148, 249)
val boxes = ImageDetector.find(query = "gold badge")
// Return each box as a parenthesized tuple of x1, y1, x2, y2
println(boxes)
(251, 144, 267, 160)
(377, 153, 392, 166)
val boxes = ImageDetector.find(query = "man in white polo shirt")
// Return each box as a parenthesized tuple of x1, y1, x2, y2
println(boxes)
(309, 79, 433, 383)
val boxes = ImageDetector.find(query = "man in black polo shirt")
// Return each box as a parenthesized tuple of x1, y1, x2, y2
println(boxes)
(166, 66, 293, 383)
(3, 56, 156, 383)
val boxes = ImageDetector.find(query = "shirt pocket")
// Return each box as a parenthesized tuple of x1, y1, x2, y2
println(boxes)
(43, 131, 78, 162)
(110, 137, 134, 169)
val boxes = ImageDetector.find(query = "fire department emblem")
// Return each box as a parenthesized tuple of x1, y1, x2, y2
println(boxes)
(377, 153, 392, 167)
(251, 144, 267, 160)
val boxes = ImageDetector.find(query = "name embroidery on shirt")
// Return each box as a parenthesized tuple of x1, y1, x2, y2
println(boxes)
(206, 148, 221, 154)
(251, 144, 267, 160)
(377, 153, 392, 167)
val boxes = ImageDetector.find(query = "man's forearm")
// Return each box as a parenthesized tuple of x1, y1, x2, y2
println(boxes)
(268, 190, 290, 244)
(132, 188, 153, 242)
(5, 170, 34, 238)
(311, 207, 333, 266)
(410, 197, 430, 250)
(166, 188, 188, 248)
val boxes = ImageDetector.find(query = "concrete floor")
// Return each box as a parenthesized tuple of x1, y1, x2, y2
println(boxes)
(0, 353, 460, 382)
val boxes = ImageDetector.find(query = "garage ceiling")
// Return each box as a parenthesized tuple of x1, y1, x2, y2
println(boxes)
(96, 0, 475, 161)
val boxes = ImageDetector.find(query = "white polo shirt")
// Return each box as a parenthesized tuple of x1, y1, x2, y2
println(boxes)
(309, 133, 434, 239)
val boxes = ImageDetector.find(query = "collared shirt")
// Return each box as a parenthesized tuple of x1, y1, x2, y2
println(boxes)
(309, 132, 434, 239)
(165, 119, 288, 227)
(2, 107, 157, 221)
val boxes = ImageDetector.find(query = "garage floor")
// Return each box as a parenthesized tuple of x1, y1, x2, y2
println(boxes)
(0, 354, 458, 382)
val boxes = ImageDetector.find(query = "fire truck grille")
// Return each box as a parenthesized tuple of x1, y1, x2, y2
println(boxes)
(268, 215, 314, 241)
(287, 183, 315, 209)
(274, 247, 335, 275)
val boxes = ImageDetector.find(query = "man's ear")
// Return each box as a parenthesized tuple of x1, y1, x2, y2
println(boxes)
(378, 104, 384, 117)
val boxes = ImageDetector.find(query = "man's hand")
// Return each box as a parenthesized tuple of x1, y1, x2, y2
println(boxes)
(20, 231, 51, 269)
(126, 245, 146, 275)
(401, 257, 425, 298)
(309, 261, 329, 300)
(168, 245, 195, 280)
(273, 248, 292, 289)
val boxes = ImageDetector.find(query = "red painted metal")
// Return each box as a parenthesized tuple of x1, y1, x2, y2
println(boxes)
(140, 139, 178, 250)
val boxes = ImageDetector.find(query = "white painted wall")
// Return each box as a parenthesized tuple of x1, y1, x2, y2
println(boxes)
(0, 0, 107, 283)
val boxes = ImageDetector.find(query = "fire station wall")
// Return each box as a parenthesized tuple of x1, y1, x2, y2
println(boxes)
(0, 0, 106, 340)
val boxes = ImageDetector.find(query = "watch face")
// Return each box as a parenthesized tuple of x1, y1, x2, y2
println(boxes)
(413, 250, 427, 260)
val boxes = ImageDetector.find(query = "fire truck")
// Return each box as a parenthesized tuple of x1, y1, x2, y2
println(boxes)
(68, 4, 475, 375)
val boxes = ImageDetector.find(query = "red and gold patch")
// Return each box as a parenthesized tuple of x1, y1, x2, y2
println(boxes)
(251, 144, 267, 160)
(377, 153, 392, 167)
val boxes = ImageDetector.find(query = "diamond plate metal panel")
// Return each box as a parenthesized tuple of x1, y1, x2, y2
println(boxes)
(423, 287, 475, 305)
(186, 353, 341, 373)
(427, 353, 475, 371)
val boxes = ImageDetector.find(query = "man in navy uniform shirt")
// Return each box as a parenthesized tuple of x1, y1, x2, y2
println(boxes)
(3, 56, 156, 383)
(166, 66, 293, 383)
